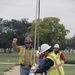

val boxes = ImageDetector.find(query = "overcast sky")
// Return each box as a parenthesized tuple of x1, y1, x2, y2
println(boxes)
(0, 0, 75, 38)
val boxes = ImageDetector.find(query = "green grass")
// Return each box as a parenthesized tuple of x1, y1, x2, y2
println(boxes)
(0, 52, 19, 75)
(0, 64, 14, 72)
(0, 51, 75, 75)
(0, 72, 4, 75)
(0, 52, 19, 64)
(0, 64, 17, 75)
(63, 52, 75, 64)
(64, 65, 75, 75)
(64, 52, 75, 61)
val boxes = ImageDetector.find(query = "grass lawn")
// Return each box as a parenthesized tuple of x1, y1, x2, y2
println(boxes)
(0, 52, 19, 75)
(0, 52, 19, 64)
(64, 65, 75, 75)
(64, 52, 75, 61)
(0, 51, 75, 75)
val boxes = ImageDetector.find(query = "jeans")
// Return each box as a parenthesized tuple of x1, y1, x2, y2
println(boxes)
(20, 65, 31, 75)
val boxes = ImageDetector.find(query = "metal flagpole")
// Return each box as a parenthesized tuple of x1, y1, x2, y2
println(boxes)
(33, 0, 38, 65)
(37, 0, 40, 51)
(29, 0, 40, 75)
(34, 0, 40, 64)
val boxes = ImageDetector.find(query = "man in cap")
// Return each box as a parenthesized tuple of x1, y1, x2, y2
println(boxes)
(12, 36, 38, 75)
(35, 43, 65, 75)
(54, 44, 66, 63)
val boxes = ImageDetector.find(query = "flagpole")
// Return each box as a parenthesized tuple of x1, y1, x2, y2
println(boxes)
(37, 0, 40, 51)
(34, 0, 40, 64)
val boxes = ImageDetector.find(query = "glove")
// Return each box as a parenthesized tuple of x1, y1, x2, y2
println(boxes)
(61, 60, 64, 64)
(29, 63, 38, 75)
(12, 38, 18, 43)
(30, 66, 37, 73)
(29, 73, 35, 75)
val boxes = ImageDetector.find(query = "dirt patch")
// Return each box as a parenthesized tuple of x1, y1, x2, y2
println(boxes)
(4, 65, 42, 75)
(4, 65, 20, 75)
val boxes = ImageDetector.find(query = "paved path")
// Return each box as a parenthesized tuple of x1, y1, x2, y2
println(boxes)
(4, 65, 20, 75)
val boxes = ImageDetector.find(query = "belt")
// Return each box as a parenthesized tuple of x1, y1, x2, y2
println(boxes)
(20, 64, 31, 68)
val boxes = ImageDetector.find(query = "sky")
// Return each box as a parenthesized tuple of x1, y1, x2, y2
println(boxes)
(0, 0, 75, 38)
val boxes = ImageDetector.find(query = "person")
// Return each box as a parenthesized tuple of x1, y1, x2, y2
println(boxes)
(12, 36, 38, 75)
(38, 49, 47, 75)
(54, 44, 66, 63)
(35, 43, 65, 75)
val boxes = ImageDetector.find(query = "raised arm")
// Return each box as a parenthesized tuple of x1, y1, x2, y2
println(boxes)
(12, 38, 20, 52)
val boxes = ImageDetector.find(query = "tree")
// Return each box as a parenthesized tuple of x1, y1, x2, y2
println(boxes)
(0, 18, 31, 52)
(28, 17, 70, 49)
(69, 35, 75, 49)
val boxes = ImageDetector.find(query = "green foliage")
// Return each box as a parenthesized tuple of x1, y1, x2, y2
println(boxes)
(0, 18, 31, 50)
(29, 17, 70, 48)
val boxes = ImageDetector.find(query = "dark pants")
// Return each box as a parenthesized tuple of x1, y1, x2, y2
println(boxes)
(39, 65, 47, 75)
